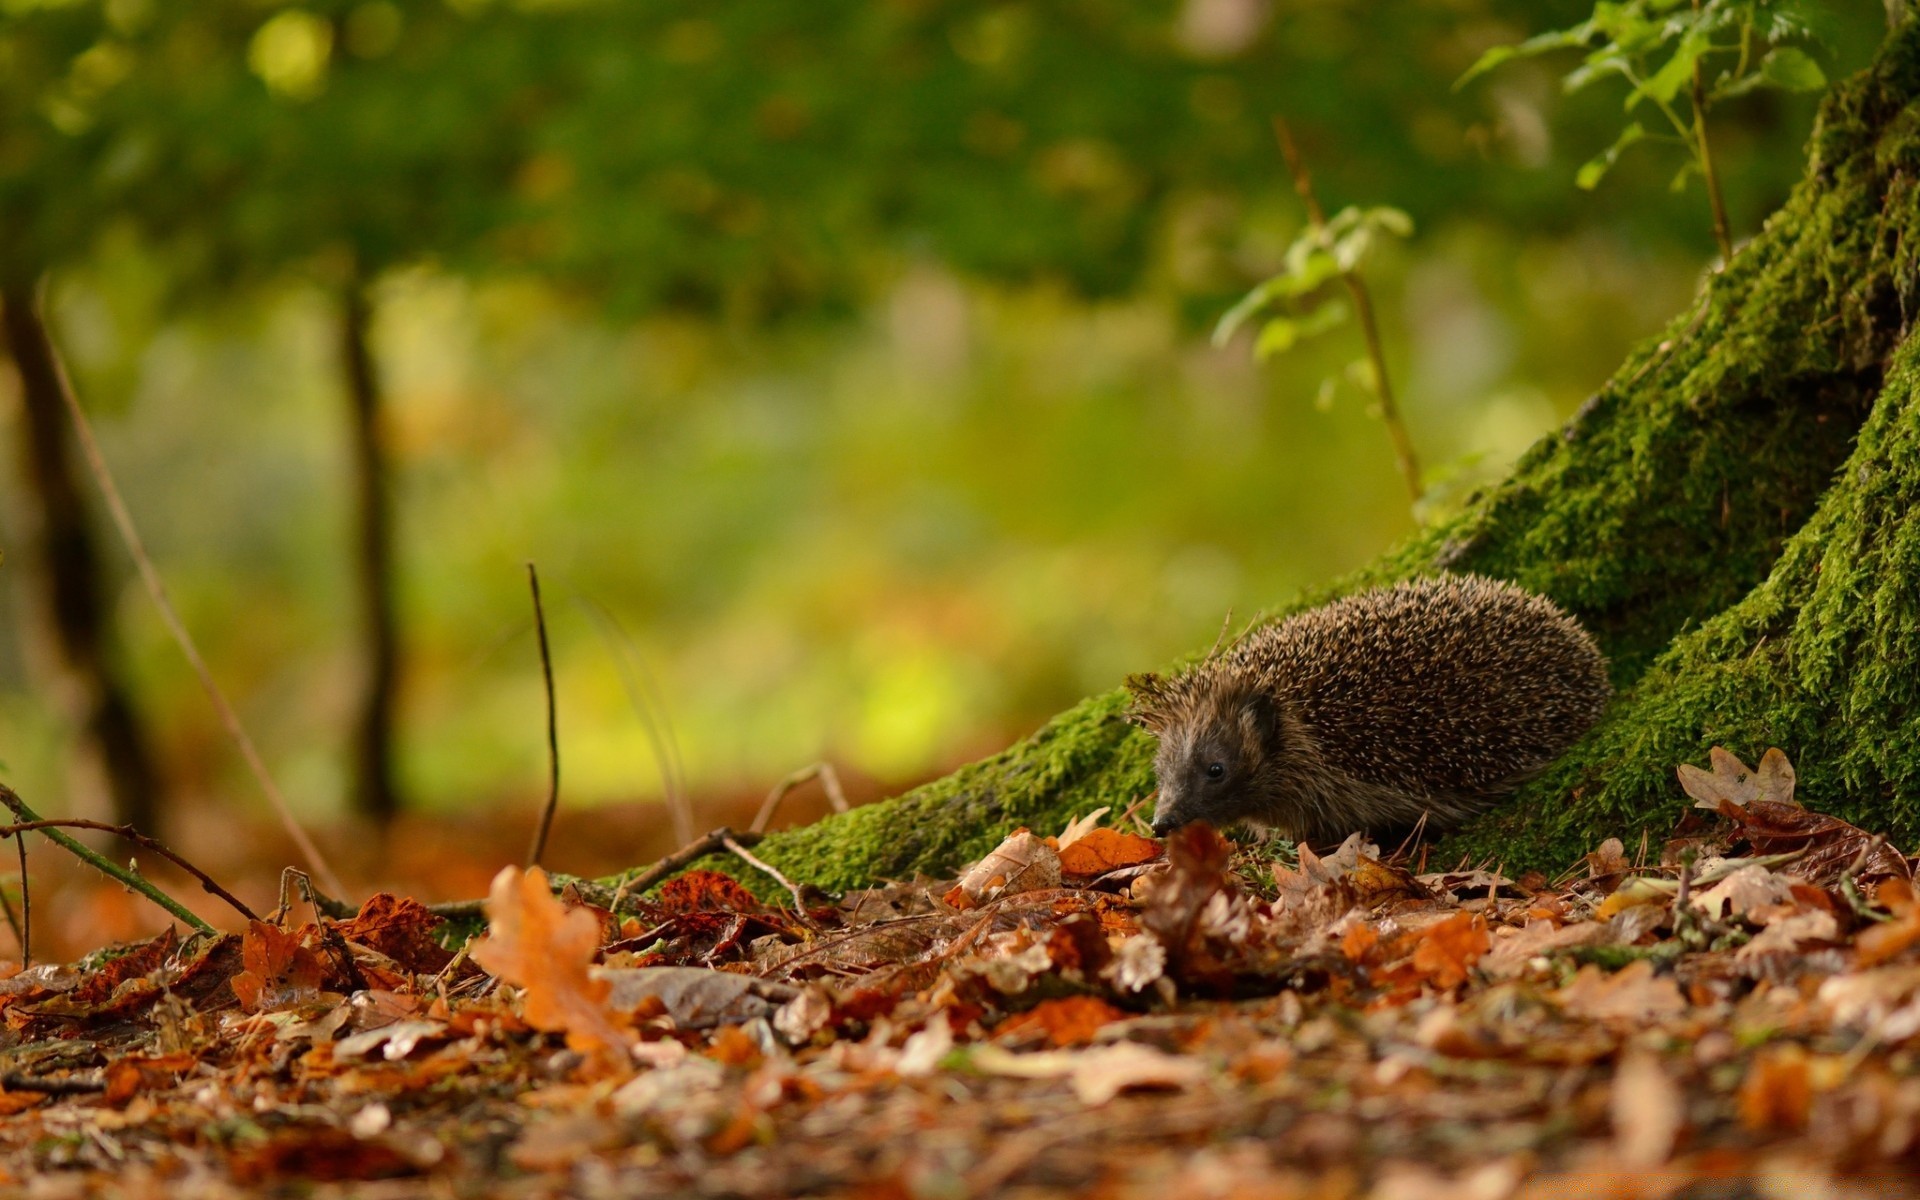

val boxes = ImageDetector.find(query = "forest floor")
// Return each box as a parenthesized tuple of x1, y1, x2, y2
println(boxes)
(0, 747, 1915, 1198)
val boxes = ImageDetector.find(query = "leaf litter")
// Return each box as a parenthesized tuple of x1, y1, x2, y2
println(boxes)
(0, 750, 1919, 1196)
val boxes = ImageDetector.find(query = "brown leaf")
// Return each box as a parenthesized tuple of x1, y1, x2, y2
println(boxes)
(1737, 1044, 1811, 1132)
(232, 922, 326, 1014)
(1140, 822, 1237, 991)
(1556, 960, 1687, 1023)
(335, 894, 455, 975)
(101, 1052, 195, 1106)
(950, 830, 1062, 908)
(1715, 800, 1910, 886)
(994, 996, 1127, 1048)
(651, 871, 764, 915)
(1057, 828, 1161, 879)
(1409, 912, 1489, 990)
(1678, 745, 1794, 810)
(1857, 880, 1920, 966)
(1611, 1049, 1685, 1166)
(471, 865, 630, 1060)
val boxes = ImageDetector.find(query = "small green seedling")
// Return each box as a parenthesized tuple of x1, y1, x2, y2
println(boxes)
(1458, 0, 1829, 261)
(1216, 120, 1423, 504)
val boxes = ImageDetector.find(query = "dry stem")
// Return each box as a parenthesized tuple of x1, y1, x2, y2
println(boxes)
(1273, 118, 1422, 503)
(36, 283, 345, 898)
(525, 562, 561, 869)
(0, 784, 242, 932)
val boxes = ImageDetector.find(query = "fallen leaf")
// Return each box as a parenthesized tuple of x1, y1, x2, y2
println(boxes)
(1716, 801, 1910, 886)
(101, 1052, 195, 1106)
(1556, 960, 1687, 1023)
(231, 922, 326, 1014)
(1410, 912, 1489, 990)
(1690, 864, 1796, 922)
(1611, 1049, 1684, 1166)
(1057, 828, 1162, 878)
(1678, 745, 1794, 810)
(1737, 1043, 1811, 1132)
(969, 1042, 1207, 1105)
(599, 967, 795, 1029)
(949, 830, 1062, 909)
(995, 996, 1128, 1048)
(470, 865, 630, 1061)
(335, 1020, 447, 1062)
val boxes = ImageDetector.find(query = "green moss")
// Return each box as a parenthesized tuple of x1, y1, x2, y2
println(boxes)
(619, 24, 1920, 894)
(754, 688, 1155, 891)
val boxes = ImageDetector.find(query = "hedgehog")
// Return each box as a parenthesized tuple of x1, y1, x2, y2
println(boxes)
(1125, 574, 1610, 845)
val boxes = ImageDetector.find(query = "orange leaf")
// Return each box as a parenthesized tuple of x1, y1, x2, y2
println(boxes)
(1057, 828, 1161, 878)
(1858, 904, 1920, 967)
(1737, 1044, 1811, 1132)
(995, 996, 1128, 1048)
(1340, 923, 1379, 964)
(1409, 912, 1489, 990)
(470, 865, 630, 1061)
(231, 921, 326, 1014)
(103, 1052, 196, 1106)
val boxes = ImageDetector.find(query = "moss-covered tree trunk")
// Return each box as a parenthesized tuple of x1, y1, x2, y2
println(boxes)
(707, 22, 1920, 892)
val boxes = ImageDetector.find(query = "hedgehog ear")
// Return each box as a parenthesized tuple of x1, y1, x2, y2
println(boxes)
(1123, 672, 1170, 731)
(1237, 690, 1278, 743)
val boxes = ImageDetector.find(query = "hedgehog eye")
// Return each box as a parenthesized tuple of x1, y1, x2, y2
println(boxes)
(1206, 762, 1225, 781)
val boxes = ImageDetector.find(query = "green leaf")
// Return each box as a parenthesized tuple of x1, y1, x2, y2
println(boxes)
(1575, 121, 1647, 190)
(1332, 226, 1372, 272)
(1628, 27, 1709, 110)
(1253, 317, 1301, 359)
(1362, 206, 1414, 238)
(1759, 47, 1825, 92)
(1213, 279, 1282, 347)
(1254, 299, 1348, 361)
(1454, 25, 1591, 90)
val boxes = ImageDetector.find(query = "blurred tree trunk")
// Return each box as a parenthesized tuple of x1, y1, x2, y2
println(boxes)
(0, 281, 163, 834)
(340, 277, 402, 825)
(665, 19, 1920, 892)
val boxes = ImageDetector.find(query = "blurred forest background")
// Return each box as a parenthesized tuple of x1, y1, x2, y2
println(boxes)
(0, 0, 1890, 923)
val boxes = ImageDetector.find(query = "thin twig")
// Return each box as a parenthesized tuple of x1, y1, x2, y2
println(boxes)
(1, 1072, 104, 1095)
(34, 285, 345, 899)
(571, 589, 692, 847)
(613, 826, 765, 905)
(525, 563, 561, 869)
(430, 826, 768, 922)
(10, 834, 26, 965)
(1274, 117, 1421, 503)
(722, 834, 809, 916)
(1690, 0, 1733, 264)
(751, 763, 850, 834)
(0, 785, 227, 931)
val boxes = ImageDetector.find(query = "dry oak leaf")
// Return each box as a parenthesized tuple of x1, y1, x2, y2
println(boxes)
(232, 921, 326, 1014)
(1556, 960, 1687, 1023)
(1678, 746, 1795, 810)
(1410, 912, 1490, 990)
(471, 865, 630, 1059)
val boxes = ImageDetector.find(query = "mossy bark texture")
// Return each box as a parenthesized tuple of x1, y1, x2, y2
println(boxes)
(715, 24, 1920, 892)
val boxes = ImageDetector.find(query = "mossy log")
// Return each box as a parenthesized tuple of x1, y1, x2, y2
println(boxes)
(649, 23, 1920, 894)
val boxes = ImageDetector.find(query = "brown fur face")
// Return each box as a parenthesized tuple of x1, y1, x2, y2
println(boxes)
(1126, 671, 1287, 836)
